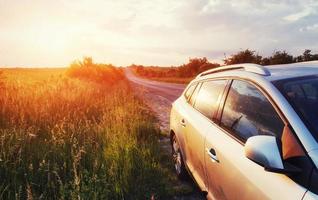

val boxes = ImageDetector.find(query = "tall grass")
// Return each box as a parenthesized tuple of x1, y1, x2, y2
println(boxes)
(0, 66, 172, 199)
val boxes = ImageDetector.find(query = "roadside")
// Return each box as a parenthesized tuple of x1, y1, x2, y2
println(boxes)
(140, 76, 193, 84)
(125, 68, 205, 200)
(128, 67, 193, 84)
(125, 68, 185, 132)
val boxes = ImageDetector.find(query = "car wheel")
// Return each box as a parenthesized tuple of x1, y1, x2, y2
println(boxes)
(171, 134, 187, 179)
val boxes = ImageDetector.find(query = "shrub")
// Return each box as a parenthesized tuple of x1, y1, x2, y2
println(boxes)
(67, 57, 124, 84)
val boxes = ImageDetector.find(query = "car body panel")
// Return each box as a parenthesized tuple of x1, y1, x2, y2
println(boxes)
(303, 191, 318, 200)
(204, 122, 307, 200)
(308, 150, 318, 168)
(265, 61, 318, 81)
(182, 101, 208, 190)
(170, 97, 188, 161)
(194, 70, 318, 154)
(170, 62, 318, 199)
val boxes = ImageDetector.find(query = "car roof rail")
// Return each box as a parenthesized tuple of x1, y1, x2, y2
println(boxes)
(198, 63, 271, 77)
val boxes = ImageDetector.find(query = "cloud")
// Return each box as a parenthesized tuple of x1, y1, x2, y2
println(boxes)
(284, 8, 313, 22)
(0, 0, 317, 66)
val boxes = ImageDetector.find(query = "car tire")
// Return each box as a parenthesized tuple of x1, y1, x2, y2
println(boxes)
(171, 134, 188, 179)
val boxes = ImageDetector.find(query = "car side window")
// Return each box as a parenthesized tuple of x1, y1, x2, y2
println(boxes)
(193, 80, 227, 120)
(221, 80, 284, 142)
(184, 83, 197, 101)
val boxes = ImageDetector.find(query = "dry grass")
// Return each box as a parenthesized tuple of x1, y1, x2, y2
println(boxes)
(2, 68, 66, 82)
(0, 66, 178, 199)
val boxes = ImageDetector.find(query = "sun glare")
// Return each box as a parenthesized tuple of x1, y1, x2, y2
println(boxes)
(33, 25, 70, 53)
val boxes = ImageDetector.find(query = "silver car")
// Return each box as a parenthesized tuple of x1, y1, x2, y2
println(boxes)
(170, 61, 318, 200)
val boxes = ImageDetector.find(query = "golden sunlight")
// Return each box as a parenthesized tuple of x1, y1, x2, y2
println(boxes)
(33, 25, 70, 53)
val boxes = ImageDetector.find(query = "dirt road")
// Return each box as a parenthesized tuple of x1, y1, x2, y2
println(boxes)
(125, 68, 186, 131)
(125, 68, 205, 200)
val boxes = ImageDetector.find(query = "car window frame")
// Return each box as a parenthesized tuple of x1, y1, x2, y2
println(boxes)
(273, 76, 318, 172)
(273, 75, 318, 143)
(218, 78, 288, 145)
(216, 77, 315, 189)
(185, 78, 230, 124)
(189, 82, 202, 106)
(183, 82, 198, 102)
(185, 76, 313, 165)
(192, 79, 230, 121)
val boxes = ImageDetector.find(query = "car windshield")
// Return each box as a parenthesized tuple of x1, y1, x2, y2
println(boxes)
(275, 75, 318, 141)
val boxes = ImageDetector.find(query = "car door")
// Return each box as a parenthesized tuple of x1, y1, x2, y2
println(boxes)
(182, 79, 228, 190)
(174, 82, 199, 166)
(205, 79, 308, 200)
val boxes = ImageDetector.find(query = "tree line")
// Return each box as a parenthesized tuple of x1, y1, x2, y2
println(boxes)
(132, 49, 318, 78)
(131, 57, 220, 78)
(224, 49, 318, 65)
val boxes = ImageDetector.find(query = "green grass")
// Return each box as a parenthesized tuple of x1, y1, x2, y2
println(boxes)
(0, 68, 183, 199)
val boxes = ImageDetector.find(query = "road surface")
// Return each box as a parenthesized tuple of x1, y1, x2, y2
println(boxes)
(125, 68, 186, 131)
(125, 68, 205, 200)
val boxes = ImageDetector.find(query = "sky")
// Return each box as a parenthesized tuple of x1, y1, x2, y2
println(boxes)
(0, 0, 317, 67)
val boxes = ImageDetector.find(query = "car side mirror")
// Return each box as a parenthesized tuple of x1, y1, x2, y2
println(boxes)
(244, 135, 285, 173)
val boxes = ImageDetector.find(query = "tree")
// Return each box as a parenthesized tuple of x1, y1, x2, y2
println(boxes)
(224, 49, 262, 65)
(301, 49, 318, 62)
(260, 57, 270, 65)
(303, 49, 313, 61)
(198, 62, 220, 73)
(295, 55, 303, 63)
(269, 51, 294, 65)
(186, 57, 209, 75)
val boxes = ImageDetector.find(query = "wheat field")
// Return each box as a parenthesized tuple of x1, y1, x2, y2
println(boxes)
(0, 63, 179, 199)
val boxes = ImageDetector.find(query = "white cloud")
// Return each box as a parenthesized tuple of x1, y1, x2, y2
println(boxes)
(284, 7, 313, 22)
(0, 0, 317, 66)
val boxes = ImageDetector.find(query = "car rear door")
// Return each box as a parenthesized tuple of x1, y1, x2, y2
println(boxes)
(173, 81, 199, 165)
(205, 79, 308, 200)
(182, 79, 228, 190)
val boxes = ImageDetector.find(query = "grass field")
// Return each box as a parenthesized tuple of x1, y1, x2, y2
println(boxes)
(0, 66, 186, 199)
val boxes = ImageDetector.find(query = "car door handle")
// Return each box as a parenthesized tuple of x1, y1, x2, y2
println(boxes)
(206, 148, 219, 163)
(180, 119, 186, 127)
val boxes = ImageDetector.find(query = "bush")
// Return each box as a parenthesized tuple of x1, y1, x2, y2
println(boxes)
(67, 57, 124, 84)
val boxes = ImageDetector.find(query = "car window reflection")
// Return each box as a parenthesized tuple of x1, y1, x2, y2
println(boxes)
(221, 80, 284, 142)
